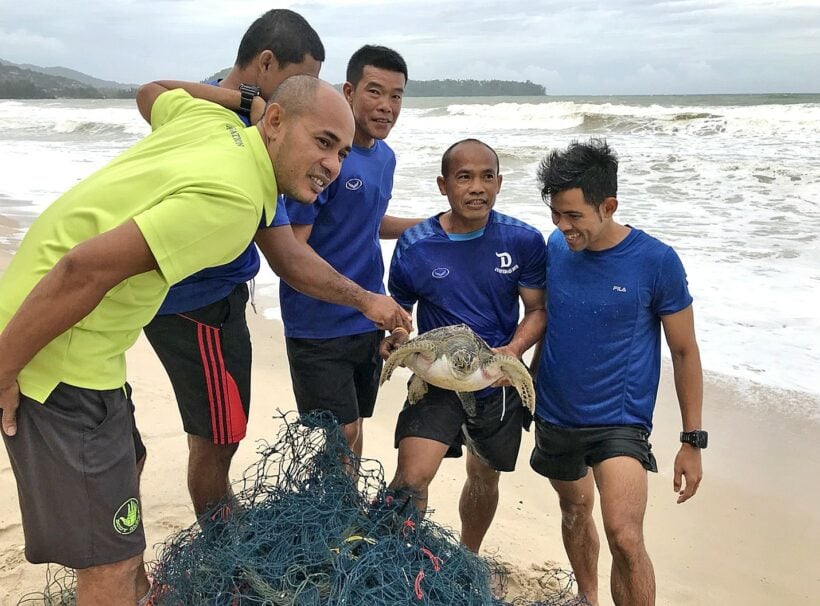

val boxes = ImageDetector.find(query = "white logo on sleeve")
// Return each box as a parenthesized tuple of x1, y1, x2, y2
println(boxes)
(494, 251, 519, 275)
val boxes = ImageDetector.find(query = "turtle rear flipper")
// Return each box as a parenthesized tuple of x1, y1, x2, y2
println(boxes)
(407, 374, 429, 405)
(495, 355, 536, 413)
(455, 391, 478, 417)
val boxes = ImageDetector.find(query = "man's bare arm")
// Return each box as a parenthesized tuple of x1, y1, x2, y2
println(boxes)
(136, 80, 266, 124)
(496, 286, 547, 359)
(379, 214, 423, 239)
(255, 225, 411, 332)
(662, 304, 704, 504)
(0, 221, 158, 436)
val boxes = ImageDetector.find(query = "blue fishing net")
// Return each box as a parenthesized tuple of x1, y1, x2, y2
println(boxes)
(17, 411, 585, 605)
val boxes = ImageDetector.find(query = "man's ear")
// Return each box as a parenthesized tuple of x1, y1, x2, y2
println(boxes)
(257, 50, 275, 74)
(497, 173, 503, 191)
(342, 82, 354, 104)
(437, 175, 447, 195)
(261, 102, 284, 137)
(601, 196, 618, 218)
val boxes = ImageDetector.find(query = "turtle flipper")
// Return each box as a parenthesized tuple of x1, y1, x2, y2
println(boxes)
(495, 355, 536, 413)
(407, 374, 429, 405)
(380, 341, 436, 385)
(456, 391, 477, 417)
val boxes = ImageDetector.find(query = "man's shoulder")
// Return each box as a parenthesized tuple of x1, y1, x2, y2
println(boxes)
(491, 211, 545, 243)
(395, 217, 439, 258)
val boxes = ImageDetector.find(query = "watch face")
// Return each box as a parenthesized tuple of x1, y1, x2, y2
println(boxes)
(682, 431, 708, 448)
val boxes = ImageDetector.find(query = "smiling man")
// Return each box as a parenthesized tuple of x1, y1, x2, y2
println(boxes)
(530, 138, 704, 606)
(381, 139, 546, 557)
(280, 45, 420, 459)
(0, 74, 354, 605)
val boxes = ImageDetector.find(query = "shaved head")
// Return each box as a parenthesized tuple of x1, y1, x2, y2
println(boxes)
(268, 74, 324, 117)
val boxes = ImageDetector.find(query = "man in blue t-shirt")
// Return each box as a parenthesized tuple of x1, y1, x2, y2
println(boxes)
(281, 45, 419, 458)
(140, 13, 410, 523)
(530, 139, 705, 606)
(381, 139, 547, 554)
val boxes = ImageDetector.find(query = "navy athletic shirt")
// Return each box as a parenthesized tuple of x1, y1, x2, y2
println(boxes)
(280, 140, 396, 339)
(535, 227, 693, 432)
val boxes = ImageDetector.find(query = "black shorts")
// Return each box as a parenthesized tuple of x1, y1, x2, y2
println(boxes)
(394, 384, 528, 472)
(144, 283, 251, 445)
(285, 331, 383, 425)
(529, 417, 658, 482)
(2, 383, 146, 569)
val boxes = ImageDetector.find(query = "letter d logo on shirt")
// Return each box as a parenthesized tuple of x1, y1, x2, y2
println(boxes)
(496, 252, 512, 268)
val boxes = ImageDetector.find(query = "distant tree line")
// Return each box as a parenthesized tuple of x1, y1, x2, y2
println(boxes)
(0, 65, 136, 99)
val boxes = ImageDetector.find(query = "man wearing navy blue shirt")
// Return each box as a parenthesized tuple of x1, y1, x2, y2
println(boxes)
(141, 13, 410, 522)
(530, 139, 704, 606)
(381, 139, 547, 554)
(281, 45, 419, 459)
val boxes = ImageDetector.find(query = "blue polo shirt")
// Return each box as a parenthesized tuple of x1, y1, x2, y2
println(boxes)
(279, 139, 396, 338)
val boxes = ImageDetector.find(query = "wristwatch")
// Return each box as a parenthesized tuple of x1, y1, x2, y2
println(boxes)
(680, 430, 708, 449)
(238, 84, 262, 118)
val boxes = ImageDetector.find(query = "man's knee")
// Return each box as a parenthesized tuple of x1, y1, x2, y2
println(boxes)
(341, 420, 361, 445)
(465, 455, 500, 493)
(76, 552, 143, 588)
(551, 478, 595, 525)
(604, 521, 646, 560)
(188, 435, 238, 468)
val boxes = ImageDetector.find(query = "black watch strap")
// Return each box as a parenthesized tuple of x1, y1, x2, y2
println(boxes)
(238, 84, 261, 118)
(680, 430, 708, 449)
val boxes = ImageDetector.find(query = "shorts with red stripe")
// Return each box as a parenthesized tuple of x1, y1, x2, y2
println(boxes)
(144, 283, 251, 445)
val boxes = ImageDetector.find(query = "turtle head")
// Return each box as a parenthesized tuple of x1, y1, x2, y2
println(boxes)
(449, 348, 478, 378)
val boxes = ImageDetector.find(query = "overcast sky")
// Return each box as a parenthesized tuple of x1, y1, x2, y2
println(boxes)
(1, 0, 818, 95)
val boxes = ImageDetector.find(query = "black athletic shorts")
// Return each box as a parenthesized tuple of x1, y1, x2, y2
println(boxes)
(144, 283, 251, 445)
(1, 382, 146, 569)
(529, 417, 658, 482)
(285, 331, 383, 425)
(394, 383, 528, 472)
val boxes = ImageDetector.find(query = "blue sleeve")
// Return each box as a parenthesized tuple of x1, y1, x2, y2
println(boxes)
(388, 241, 417, 310)
(654, 248, 693, 316)
(518, 230, 548, 289)
(259, 196, 290, 228)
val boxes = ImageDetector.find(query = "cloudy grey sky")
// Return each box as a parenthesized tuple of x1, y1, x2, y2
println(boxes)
(1, 0, 818, 95)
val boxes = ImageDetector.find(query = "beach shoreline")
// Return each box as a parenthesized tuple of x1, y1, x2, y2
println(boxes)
(0, 235, 818, 604)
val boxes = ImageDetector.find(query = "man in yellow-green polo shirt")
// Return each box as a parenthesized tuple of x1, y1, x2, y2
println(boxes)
(0, 75, 353, 605)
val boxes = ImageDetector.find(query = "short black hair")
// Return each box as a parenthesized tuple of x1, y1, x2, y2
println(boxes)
(346, 45, 408, 87)
(537, 138, 618, 209)
(235, 9, 325, 68)
(441, 138, 500, 177)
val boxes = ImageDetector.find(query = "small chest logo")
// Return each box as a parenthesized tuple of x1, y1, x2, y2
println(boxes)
(612, 285, 627, 293)
(432, 267, 450, 279)
(494, 251, 519, 275)
(345, 178, 363, 191)
(225, 124, 244, 147)
(113, 498, 141, 535)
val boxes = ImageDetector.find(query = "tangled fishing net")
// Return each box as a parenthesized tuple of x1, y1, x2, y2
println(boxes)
(18, 411, 586, 605)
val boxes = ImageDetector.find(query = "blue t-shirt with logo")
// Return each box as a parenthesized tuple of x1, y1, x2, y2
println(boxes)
(535, 227, 693, 432)
(155, 102, 288, 315)
(279, 139, 395, 338)
(389, 210, 547, 348)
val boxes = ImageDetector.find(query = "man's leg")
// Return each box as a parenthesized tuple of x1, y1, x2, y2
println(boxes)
(593, 456, 654, 606)
(389, 437, 450, 512)
(341, 417, 364, 458)
(187, 435, 239, 517)
(550, 473, 600, 606)
(459, 451, 501, 553)
(76, 553, 144, 606)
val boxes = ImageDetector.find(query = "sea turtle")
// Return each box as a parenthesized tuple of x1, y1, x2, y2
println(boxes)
(380, 324, 535, 416)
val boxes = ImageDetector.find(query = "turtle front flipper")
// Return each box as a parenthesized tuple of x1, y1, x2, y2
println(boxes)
(380, 341, 437, 385)
(407, 374, 429, 405)
(455, 391, 477, 417)
(495, 355, 536, 413)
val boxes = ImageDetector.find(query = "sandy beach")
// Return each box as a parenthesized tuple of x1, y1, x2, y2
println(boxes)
(0, 229, 818, 605)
